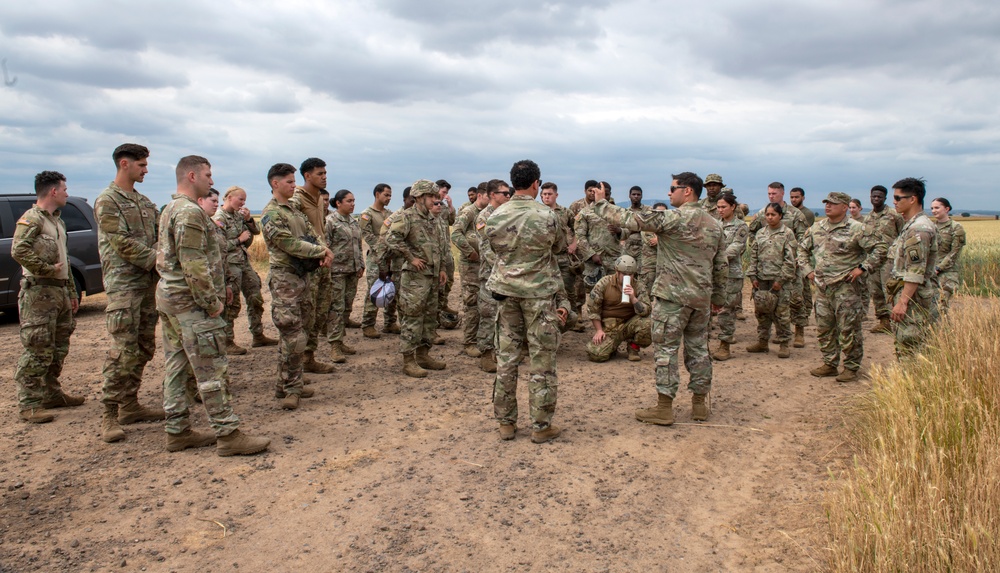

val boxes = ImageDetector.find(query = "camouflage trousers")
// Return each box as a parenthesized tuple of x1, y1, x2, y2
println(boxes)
(477, 282, 498, 353)
(458, 261, 480, 346)
(306, 266, 332, 353)
(586, 315, 652, 362)
(636, 271, 656, 300)
(892, 291, 939, 359)
(868, 261, 893, 319)
(651, 298, 712, 399)
(789, 271, 809, 327)
(361, 256, 398, 329)
(398, 270, 439, 355)
(754, 280, 792, 343)
(223, 261, 266, 341)
(269, 269, 311, 395)
(438, 253, 455, 310)
(493, 296, 561, 431)
(800, 274, 814, 322)
(159, 311, 240, 436)
(938, 270, 960, 313)
(15, 283, 76, 409)
(326, 271, 360, 344)
(716, 277, 744, 344)
(556, 254, 579, 312)
(815, 279, 865, 371)
(102, 286, 158, 406)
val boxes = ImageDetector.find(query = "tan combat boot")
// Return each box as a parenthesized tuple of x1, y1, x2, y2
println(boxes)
(464, 344, 482, 358)
(118, 399, 165, 424)
(216, 430, 270, 456)
(777, 342, 790, 358)
(166, 429, 217, 452)
(226, 340, 248, 355)
(19, 408, 54, 424)
(102, 405, 126, 443)
(362, 326, 381, 339)
(303, 351, 335, 373)
(635, 394, 674, 425)
(345, 316, 362, 329)
(836, 368, 859, 383)
(746, 339, 769, 353)
(251, 333, 278, 347)
(870, 317, 892, 334)
(499, 424, 516, 441)
(530, 425, 562, 444)
(328, 343, 347, 364)
(692, 394, 710, 421)
(274, 385, 315, 399)
(340, 340, 357, 355)
(480, 349, 497, 373)
(416, 347, 447, 370)
(627, 343, 641, 362)
(384, 323, 401, 335)
(403, 352, 428, 378)
(711, 341, 731, 361)
(793, 326, 805, 348)
(810, 363, 839, 377)
(42, 391, 85, 409)
(281, 393, 300, 410)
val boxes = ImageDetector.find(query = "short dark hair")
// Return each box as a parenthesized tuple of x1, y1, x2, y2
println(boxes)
(932, 197, 952, 211)
(373, 183, 390, 197)
(402, 186, 412, 199)
(175, 155, 210, 184)
(34, 170, 66, 196)
(435, 179, 451, 190)
(652, 202, 668, 210)
(789, 187, 804, 196)
(299, 157, 326, 176)
(541, 182, 558, 192)
(510, 160, 540, 191)
(718, 192, 738, 207)
(765, 202, 784, 218)
(207, 187, 220, 198)
(672, 172, 704, 199)
(320, 188, 330, 199)
(768, 181, 785, 191)
(584, 179, 599, 190)
(629, 185, 642, 194)
(469, 186, 482, 196)
(601, 181, 612, 193)
(870, 185, 888, 194)
(331, 189, 352, 208)
(487, 179, 509, 195)
(112, 143, 149, 167)
(892, 177, 927, 206)
(267, 163, 297, 185)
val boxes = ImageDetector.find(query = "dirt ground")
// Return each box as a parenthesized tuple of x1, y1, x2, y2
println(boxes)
(0, 283, 897, 573)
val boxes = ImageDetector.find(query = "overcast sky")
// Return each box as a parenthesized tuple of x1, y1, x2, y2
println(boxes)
(1, 0, 998, 213)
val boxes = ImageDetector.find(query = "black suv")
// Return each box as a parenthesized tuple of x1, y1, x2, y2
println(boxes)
(0, 195, 104, 313)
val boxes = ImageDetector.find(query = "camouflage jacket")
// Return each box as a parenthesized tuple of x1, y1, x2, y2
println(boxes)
(12, 205, 76, 299)
(324, 211, 363, 274)
(621, 205, 651, 260)
(155, 194, 225, 316)
(550, 203, 574, 257)
(358, 205, 391, 260)
(698, 196, 721, 220)
(475, 204, 498, 282)
(720, 217, 749, 279)
(889, 213, 939, 297)
(863, 207, 904, 244)
(639, 232, 657, 274)
(377, 209, 406, 273)
(385, 203, 443, 276)
(260, 198, 327, 274)
(798, 217, 887, 288)
(484, 195, 565, 299)
(586, 273, 651, 321)
(575, 203, 623, 263)
(212, 208, 259, 267)
(748, 203, 808, 244)
(935, 218, 966, 273)
(748, 224, 797, 284)
(592, 200, 727, 309)
(451, 203, 482, 262)
(95, 182, 158, 293)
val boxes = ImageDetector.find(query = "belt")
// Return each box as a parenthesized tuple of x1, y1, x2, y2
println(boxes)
(24, 276, 70, 288)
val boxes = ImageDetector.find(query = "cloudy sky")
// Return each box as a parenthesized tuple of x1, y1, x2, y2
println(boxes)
(1, 0, 998, 213)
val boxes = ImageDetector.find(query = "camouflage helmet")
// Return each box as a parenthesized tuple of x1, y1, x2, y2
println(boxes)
(410, 179, 440, 198)
(614, 255, 638, 275)
(752, 289, 777, 315)
(705, 173, 724, 185)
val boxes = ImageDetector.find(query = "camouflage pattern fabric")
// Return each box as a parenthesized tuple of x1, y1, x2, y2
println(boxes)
(485, 196, 566, 299)
(575, 203, 621, 282)
(452, 203, 483, 345)
(269, 269, 311, 394)
(798, 205, 817, 228)
(935, 218, 966, 312)
(101, 288, 158, 405)
(748, 224, 797, 343)
(324, 211, 363, 343)
(749, 203, 808, 326)
(753, 280, 792, 342)
(716, 278, 743, 344)
(717, 217, 748, 343)
(889, 213, 940, 357)
(475, 204, 498, 352)
(260, 199, 327, 272)
(156, 194, 225, 316)
(359, 205, 394, 328)
(864, 207, 905, 319)
(397, 271, 439, 354)
(586, 315, 651, 362)
(386, 203, 443, 354)
(651, 299, 712, 399)
(327, 271, 359, 344)
(436, 207, 456, 315)
(213, 208, 265, 338)
(813, 281, 865, 370)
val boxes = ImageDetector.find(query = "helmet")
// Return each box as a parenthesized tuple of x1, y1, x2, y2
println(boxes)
(583, 265, 605, 288)
(614, 255, 637, 275)
(752, 289, 777, 315)
(370, 277, 397, 308)
(410, 179, 440, 198)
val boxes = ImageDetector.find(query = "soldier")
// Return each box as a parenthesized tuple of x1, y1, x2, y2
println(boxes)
(434, 179, 459, 322)
(710, 192, 749, 361)
(576, 181, 623, 289)
(385, 180, 449, 378)
(864, 185, 905, 333)
(292, 157, 336, 374)
(324, 189, 364, 363)
(636, 203, 667, 295)
(95, 143, 165, 443)
(887, 178, 939, 357)
(540, 182, 580, 318)
(485, 159, 569, 443)
(621, 186, 650, 262)
(789, 187, 816, 227)
(12, 171, 84, 423)
(376, 187, 414, 339)
(586, 255, 651, 362)
(591, 173, 726, 425)
(799, 193, 887, 382)
(699, 174, 725, 218)
(155, 157, 269, 455)
(746, 203, 797, 358)
(451, 184, 490, 357)
(474, 179, 511, 372)
(930, 197, 965, 313)
(214, 186, 277, 353)
(359, 183, 396, 338)
(261, 163, 334, 409)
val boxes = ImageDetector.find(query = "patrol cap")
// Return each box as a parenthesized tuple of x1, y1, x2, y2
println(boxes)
(614, 255, 637, 275)
(705, 174, 724, 185)
(822, 192, 851, 205)
(410, 179, 440, 198)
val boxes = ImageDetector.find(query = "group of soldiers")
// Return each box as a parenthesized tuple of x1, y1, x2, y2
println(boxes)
(11, 143, 953, 447)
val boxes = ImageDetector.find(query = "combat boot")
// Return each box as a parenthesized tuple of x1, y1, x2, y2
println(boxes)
(19, 408, 54, 424)
(627, 343, 641, 362)
(274, 386, 315, 399)
(166, 429, 217, 452)
(692, 394, 710, 421)
(362, 326, 381, 339)
(777, 342, 790, 358)
(746, 339, 769, 353)
(836, 368, 859, 383)
(793, 326, 805, 348)
(216, 430, 270, 456)
(118, 399, 165, 424)
(810, 363, 839, 377)
(328, 343, 347, 364)
(303, 351, 335, 373)
(499, 424, 516, 441)
(42, 391, 85, 409)
(480, 349, 497, 373)
(416, 347, 447, 370)
(340, 340, 357, 355)
(736, 310, 747, 321)
(530, 425, 562, 444)
(384, 323, 401, 335)
(226, 341, 248, 355)
(870, 317, 892, 334)
(251, 333, 278, 347)
(635, 393, 674, 425)
(711, 341, 731, 361)
(403, 352, 428, 378)
(281, 393, 300, 410)
(432, 335, 446, 345)
(464, 344, 482, 358)
(345, 316, 362, 329)
(101, 405, 126, 443)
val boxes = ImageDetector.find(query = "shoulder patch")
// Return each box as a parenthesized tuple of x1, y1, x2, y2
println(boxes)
(360, 213, 370, 221)
(476, 220, 486, 230)
(383, 218, 392, 227)
(16, 217, 31, 226)
(261, 214, 271, 226)
(215, 219, 224, 228)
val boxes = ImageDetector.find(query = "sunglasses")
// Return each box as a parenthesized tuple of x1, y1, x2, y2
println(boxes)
(893, 195, 912, 202)
(669, 185, 689, 193)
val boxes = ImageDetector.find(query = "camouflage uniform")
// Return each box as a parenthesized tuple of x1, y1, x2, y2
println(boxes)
(377, 209, 406, 319)
(437, 204, 457, 318)
(290, 188, 331, 354)
(359, 205, 397, 329)
(575, 202, 622, 286)
(156, 194, 240, 437)
(749, 204, 809, 327)
(717, 217, 749, 344)
(797, 205, 817, 316)
(324, 211, 363, 344)
(798, 214, 887, 371)
(212, 208, 266, 341)
(585, 274, 652, 362)
(548, 202, 580, 313)
(95, 182, 159, 408)
(451, 202, 483, 346)
(863, 207, 905, 320)
(475, 204, 499, 354)
(622, 205, 651, 261)
(385, 201, 444, 355)
(567, 198, 592, 314)
(12, 206, 77, 410)
(485, 195, 569, 431)
(261, 198, 328, 396)
(592, 201, 727, 399)
(636, 231, 657, 294)
(888, 213, 939, 357)
(747, 224, 797, 344)
(935, 218, 965, 312)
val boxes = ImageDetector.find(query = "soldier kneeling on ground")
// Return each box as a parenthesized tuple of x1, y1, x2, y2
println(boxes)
(585, 255, 652, 362)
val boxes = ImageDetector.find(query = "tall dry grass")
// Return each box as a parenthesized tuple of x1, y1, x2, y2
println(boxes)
(958, 220, 1000, 297)
(247, 235, 269, 275)
(827, 298, 1000, 571)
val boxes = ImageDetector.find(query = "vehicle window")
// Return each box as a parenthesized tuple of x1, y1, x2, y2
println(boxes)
(9, 200, 92, 232)
(10, 200, 33, 222)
